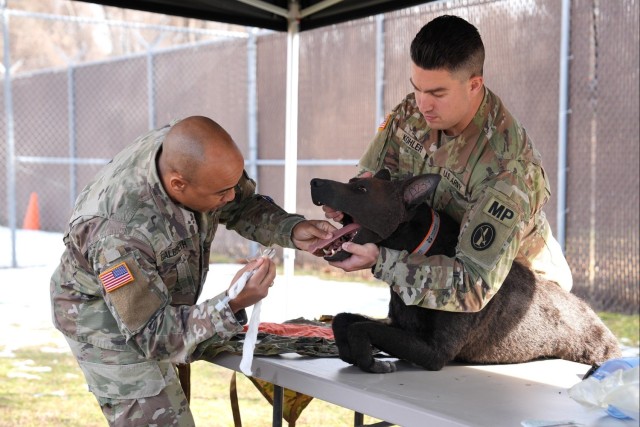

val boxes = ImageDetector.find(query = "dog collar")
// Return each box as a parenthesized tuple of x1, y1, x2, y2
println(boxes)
(412, 210, 440, 255)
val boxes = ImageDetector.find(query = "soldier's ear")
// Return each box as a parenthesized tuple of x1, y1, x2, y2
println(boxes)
(469, 75, 484, 95)
(168, 173, 187, 193)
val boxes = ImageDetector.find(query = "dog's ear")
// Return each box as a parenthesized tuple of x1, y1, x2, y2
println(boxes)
(349, 169, 389, 183)
(374, 169, 391, 181)
(403, 174, 441, 206)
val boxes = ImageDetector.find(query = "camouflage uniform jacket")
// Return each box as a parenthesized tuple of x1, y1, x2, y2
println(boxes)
(50, 121, 305, 366)
(359, 87, 558, 312)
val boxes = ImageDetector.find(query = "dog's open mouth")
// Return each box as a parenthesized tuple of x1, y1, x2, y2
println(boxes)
(308, 222, 361, 261)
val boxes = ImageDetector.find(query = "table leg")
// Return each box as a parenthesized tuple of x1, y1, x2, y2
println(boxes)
(354, 412, 395, 427)
(272, 384, 284, 427)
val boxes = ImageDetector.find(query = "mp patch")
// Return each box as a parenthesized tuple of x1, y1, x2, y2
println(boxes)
(470, 223, 495, 251)
(459, 187, 522, 270)
(99, 262, 134, 293)
(483, 196, 518, 227)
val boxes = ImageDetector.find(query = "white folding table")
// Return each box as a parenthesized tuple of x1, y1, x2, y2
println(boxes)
(209, 353, 635, 427)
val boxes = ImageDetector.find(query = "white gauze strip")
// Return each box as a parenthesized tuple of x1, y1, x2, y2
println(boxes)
(225, 247, 275, 376)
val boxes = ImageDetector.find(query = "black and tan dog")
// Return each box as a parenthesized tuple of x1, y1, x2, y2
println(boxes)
(310, 170, 620, 373)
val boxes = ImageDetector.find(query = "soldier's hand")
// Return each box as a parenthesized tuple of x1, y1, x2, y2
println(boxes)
(291, 220, 336, 252)
(328, 242, 379, 272)
(227, 257, 276, 313)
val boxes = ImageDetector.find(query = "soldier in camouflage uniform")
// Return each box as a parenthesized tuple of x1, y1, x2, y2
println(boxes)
(323, 15, 573, 312)
(50, 116, 335, 426)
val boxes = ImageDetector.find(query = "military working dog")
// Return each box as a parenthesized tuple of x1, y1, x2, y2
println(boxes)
(309, 170, 620, 373)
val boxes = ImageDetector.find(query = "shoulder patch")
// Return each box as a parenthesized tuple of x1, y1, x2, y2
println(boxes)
(378, 114, 391, 131)
(99, 262, 134, 293)
(102, 252, 166, 333)
(470, 223, 496, 251)
(459, 187, 522, 270)
(482, 196, 518, 227)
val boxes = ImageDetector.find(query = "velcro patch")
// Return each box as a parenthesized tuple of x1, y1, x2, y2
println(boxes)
(440, 168, 466, 195)
(396, 128, 427, 158)
(470, 223, 496, 251)
(483, 196, 518, 227)
(459, 187, 521, 270)
(104, 252, 165, 333)
(378, 114, 390, 131)
(99, 262, 134, 293)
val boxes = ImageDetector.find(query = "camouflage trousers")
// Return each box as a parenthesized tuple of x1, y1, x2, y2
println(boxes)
(66, 338, 194, 427)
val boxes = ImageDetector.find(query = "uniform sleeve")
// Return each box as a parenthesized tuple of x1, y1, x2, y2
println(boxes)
(219, 170, 305, 249)
(373, 174, 533, 313)
(89, 236, 245, 364)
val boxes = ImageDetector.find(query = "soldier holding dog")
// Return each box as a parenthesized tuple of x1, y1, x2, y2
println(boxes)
(323, 15, 573, 312)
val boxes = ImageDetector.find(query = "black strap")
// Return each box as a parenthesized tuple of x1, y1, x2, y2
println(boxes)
(230, 372, 243, 427)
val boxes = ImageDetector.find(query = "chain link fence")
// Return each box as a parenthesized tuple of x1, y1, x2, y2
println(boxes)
(1, 0, 638, 313)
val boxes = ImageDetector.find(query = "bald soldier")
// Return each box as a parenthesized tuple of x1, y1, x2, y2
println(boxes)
(323, 15, 573, 312)
(50, 116, 335, 426)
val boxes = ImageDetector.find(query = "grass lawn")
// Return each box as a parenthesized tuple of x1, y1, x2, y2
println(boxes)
(0, 347, 381, 427)
(0, 312, 637, 426)
(598, 312, 640, 348)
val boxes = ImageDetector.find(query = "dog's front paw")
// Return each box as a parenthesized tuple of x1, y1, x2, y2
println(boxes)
(367, 360, 397, 374)
(338, 353, 357, 365)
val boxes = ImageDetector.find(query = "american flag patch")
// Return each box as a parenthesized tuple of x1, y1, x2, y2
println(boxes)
(99, 262, 134, 293)
(378, 114, 390, 131)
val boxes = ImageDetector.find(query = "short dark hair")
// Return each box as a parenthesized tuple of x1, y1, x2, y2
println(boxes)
(410, 15, 485, 77)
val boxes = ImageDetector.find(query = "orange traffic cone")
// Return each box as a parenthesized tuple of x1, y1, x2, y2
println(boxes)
(22, 192, 40, 230)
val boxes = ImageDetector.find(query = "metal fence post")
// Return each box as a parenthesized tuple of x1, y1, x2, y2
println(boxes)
(375, 14, 385, 128)
(147, 47, 156, 130)
(556, 0, 571, 251)
(2, 1, 17, 267)
(67, 64, 78, 207)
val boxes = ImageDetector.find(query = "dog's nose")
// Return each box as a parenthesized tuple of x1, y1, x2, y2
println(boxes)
(310, 179, 326, 205)
(310, 178, 324, 188)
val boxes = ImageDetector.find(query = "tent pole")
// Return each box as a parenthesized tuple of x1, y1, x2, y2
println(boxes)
(283, 0, 300, 316)
(247, 28, 259, 258)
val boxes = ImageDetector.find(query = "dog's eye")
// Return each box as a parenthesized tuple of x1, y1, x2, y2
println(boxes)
(356, 185, 367, 193)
